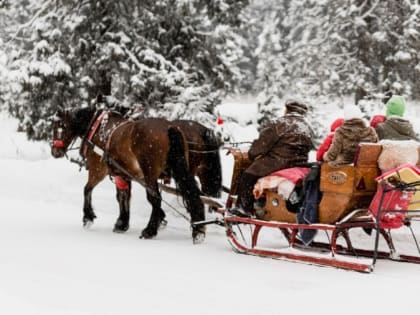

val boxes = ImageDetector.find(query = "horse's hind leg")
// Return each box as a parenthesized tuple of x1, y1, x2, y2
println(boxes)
(113, 178, 131, 233)
(167, 127, 205, 243)
(140, 181, 166, 239)
(172, 169, 206, 242)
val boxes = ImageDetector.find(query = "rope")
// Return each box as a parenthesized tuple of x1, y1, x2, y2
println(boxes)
(160, 189, 192, 222)
(188, 148, 220, 154)
(184, 140, 220, 154)
(223, 141, 252, 146)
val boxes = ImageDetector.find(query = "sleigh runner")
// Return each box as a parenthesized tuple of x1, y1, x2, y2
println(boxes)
(195, 143, 420, 273)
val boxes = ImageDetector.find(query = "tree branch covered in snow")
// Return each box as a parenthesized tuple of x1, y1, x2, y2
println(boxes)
(1, 0, 249, 140)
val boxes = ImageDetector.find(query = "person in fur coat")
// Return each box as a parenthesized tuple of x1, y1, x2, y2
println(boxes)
(323, 106, 378, 166)
(234, 99, 314, 216)
(375, 95, 418, 141)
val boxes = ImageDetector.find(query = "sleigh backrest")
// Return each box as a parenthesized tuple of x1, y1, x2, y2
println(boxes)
(318, 143, 382, 223)
(226, 147, 253, 196)
(319, 142, 420, 223)
(375, 164, 420, 211)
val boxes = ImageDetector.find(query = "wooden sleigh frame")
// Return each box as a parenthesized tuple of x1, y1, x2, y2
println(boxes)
(214, 144, 420, 273)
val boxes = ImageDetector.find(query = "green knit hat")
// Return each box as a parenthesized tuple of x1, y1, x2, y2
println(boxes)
(386, 95, 406, 118)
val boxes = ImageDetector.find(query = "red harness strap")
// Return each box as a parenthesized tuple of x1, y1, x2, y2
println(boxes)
(53, 140, 65, 148)
(114, 176, 129, 190)
(82, 111, 109, 157)
(82, 112, 132, 189)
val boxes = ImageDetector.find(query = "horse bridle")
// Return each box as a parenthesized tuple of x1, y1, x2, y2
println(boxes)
(51, 112, 82, 165)
(52, 115, 66, 149)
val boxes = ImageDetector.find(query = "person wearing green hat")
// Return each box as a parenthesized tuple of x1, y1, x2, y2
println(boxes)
(375, 95, 418, 141)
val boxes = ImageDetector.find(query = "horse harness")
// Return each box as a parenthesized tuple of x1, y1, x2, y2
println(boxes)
(53, 109, 214, 222)
(78, 110, 191, 221)
(78, 110, 135, 179)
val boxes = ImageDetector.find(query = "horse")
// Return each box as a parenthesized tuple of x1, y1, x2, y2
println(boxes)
(167, 119, 222, 198)
(51, 106, 206, 243)
(104, 100, 223, 198)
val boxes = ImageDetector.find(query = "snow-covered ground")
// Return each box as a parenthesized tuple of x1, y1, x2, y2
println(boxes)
(1, 101, 420, 315)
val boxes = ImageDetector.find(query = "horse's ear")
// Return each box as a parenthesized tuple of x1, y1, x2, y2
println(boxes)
(96, 94, 104, 104)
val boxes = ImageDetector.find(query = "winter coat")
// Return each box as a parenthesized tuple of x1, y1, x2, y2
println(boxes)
(375, 117, 418, 141)
(316, 118, 344, 162)
(246, 113, 313, 177)
(323, 118, 378, 166)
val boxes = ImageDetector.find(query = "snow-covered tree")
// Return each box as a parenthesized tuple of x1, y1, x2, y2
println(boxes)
(2, 0, 249, 140)
(247, 0, 420, 104)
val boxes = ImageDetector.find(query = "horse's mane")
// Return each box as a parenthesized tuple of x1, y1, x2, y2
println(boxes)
(70, 107, 97, 137)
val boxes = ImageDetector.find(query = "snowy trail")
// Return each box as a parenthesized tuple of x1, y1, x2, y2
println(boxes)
(1, 158, 420, 315)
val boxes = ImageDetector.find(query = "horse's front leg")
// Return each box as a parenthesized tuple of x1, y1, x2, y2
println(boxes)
(83, 162, 107, 228)
(113, 177, 131, 233)
(83, 182, 97, 228)
(140, 181, 166, 239)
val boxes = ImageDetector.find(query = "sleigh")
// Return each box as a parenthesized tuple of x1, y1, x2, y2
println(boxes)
(196, 143, 420, 273)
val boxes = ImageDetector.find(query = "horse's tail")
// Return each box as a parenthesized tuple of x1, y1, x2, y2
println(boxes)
(167, 126, 204, 222)
(201, 128, 223, 198)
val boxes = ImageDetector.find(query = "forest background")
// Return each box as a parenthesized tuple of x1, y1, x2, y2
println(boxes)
(0, 0, 419, 143)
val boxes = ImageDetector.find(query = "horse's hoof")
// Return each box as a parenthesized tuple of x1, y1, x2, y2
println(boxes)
(113, 225, 129, 233)
(192, 225, 206, 244)
(113, 220, 129, 233)
(83, 220, 94, 229)
(192, 231, 205, 244)
(158, 219, 168, 230)
(140, 228, 157, 239)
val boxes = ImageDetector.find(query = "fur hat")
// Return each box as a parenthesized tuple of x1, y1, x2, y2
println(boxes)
(285, 99, 308, 115)
(386, 95, 406, 118)
(343, 105, 363, 120)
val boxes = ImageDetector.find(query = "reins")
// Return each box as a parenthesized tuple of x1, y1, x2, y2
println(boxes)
(184, 141, 220, 154)
(63, 138, 86, 170)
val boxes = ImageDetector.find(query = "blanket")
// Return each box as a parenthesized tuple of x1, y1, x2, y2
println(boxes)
(378, 139, 419, 173)
(253, 167, 311, 199)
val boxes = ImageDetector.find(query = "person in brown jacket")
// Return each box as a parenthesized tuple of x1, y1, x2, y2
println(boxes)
(323, 105, 378, 166)
(233, 100, 314, 216)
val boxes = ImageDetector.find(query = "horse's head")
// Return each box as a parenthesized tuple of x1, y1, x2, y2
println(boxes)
(51, 108, 74, 158)
(51, 107, 95, 158)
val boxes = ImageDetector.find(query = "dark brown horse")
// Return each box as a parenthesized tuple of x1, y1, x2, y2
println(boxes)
(51, 107, 206, 243)
(97, 96, 223, 198)
(168, 119, 222, 198)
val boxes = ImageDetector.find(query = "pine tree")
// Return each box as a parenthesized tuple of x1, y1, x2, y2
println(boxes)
(2, 0, 249, 140)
